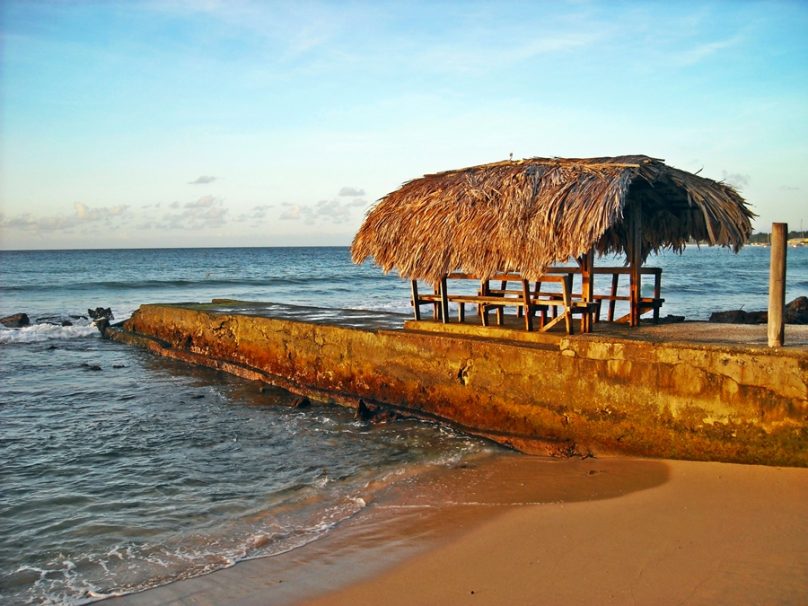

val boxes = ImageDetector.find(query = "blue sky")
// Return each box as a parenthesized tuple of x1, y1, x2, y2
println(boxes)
(1, 0, 806, 249)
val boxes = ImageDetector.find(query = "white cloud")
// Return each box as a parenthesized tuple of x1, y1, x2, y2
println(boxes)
(188, 175, 217, 185)
(279, 205, 303, 221)
(0, 203, 130, 234)
(278, 197, 367, 225)
(74, 202, 129, 221)
(184, 195, 218, 208)
(162, 196, 228, 229)
(339, 186, 365, 197)
(236, 204, 274, 222)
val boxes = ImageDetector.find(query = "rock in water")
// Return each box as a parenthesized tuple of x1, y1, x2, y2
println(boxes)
(355, 398, 372, 421)
(785, 296, 808, 324)
(354, 398, 402, 423)
(1, 313, 30, 327)
(94, 318, 111, 337)
(88, 307, 114, 321)
(291, 396, 311, 409)
(88, 307, 114, 336)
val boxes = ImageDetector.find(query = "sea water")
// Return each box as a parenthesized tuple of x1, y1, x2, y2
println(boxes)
(1, 246, 805, 604)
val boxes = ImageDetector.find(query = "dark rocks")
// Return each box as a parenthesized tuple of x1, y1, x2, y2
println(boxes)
(709, 297, 807, 325)
(709, 309, 767, 324)
(81, 363, 103, 372)
(94, 318, 111, 337)
(355, 398, 372, 421)
(88, 307, 114, 321)
(1, 313, 30, 328)
(35, 315, 74, 326)
(785, 296, 808, 324)
(291, 396, 311, 409)
(355, 398, 402, 423)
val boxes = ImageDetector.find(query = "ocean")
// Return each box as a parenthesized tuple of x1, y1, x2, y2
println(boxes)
(1, 245, 806, 605)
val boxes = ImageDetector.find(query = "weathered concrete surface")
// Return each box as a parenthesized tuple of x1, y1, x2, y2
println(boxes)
(109, 302, 808, 467)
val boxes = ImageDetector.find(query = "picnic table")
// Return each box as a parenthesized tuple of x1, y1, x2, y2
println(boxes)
(409, 265, 664, 334)
(410, 272, 598, 334)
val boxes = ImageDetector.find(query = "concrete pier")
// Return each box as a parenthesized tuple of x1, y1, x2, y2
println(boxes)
(108, 300, 808, 467)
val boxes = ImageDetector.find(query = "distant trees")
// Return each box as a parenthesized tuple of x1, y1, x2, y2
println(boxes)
(749, 230, 808, 244)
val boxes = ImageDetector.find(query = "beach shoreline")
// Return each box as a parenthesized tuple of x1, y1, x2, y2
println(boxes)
(104, 453, 808, 605)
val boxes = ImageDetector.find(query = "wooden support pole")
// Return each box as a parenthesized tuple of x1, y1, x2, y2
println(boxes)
(439, 276, 449, 324)
(628, 203, 643, 327)
(768, 222, 787, 347)
(410, 280, 421, 321)
(580, 250, 594, 332)
(608, 273, 619, 322)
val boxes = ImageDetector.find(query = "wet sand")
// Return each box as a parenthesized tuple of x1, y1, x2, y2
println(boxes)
(106, 453, 808, 606)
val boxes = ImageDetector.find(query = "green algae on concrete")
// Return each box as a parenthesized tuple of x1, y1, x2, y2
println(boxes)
(108, 301, 808, 467)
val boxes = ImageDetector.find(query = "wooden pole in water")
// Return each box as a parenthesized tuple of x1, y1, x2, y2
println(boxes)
(768, 222, 787, 347)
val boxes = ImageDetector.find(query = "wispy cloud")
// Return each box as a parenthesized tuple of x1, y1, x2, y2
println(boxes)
(419, 30, 602, 74)
(188, 175, 216, 185)
(671, 35, 744, 67)
(721, 170, 750, 189)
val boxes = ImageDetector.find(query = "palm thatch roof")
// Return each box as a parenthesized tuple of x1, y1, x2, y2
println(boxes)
(352, 155, 754, 283)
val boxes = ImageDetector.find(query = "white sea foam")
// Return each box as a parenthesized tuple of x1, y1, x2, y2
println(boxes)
(0, 322, 98, 344)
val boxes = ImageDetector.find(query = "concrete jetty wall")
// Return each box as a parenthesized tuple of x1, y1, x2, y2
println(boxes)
(109, 303, 808, 467)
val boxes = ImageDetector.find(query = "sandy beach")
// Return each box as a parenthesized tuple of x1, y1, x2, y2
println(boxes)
(107, 453, 808, 606)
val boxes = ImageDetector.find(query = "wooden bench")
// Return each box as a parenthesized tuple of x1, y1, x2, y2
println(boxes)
(410, 281, 444, 321)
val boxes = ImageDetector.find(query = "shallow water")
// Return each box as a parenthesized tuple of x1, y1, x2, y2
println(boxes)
(0, 245, 805, 604)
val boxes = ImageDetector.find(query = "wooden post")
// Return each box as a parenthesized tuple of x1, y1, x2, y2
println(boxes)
(652, 268, 662, 323)
(410, 280, 421, 321)
(439, 276, 449, 324)
(582, 250, 594, 332)
(768, 223, 787, 347)
(628, 203, 643, 327)
(608, 273, 619, 322)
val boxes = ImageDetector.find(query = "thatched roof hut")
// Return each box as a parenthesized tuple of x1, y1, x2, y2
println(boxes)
(352, 155, 754, 284)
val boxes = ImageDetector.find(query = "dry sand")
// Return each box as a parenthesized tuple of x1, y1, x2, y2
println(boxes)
(107, 455, 808, 606)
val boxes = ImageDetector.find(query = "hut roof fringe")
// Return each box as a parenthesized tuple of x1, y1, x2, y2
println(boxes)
(351, 155, 755, 283)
